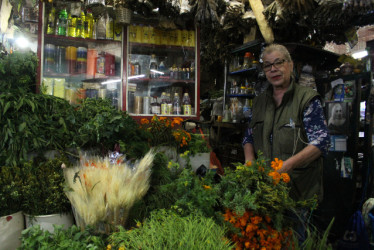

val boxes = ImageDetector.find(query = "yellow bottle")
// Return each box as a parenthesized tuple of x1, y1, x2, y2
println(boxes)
(114, 20, 122, 41)
(84, 10, 94, 39)
(46, 7, 56, 35)
(68, 14, 77, 37)
(77, 11, 85, 38)
(188, 30, 195, 47)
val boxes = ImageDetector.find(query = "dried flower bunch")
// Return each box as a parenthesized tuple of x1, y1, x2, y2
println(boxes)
(63, 150, 155, 231)
(140, 115, 191, 149)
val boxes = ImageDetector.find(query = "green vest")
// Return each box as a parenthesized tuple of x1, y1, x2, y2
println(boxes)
(249, 80, 323, 202)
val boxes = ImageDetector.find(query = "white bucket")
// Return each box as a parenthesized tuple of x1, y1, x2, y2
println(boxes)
(178, 152, 211, 172)
(0, 211, 25, 250)
(24, 213, 74, 233)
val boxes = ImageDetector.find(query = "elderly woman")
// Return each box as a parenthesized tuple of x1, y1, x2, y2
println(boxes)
(242, 44, 330, 203)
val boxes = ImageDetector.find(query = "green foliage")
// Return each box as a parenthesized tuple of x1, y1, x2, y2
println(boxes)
(109, 209, 233, 250)
(160, 166, 220, 218)
(0, 51, 38, 93)
(297, 218, 335, 250)
(182, 133, 210, 156)
(21, 157, 72, 215)
(0, 165, 23, 216)
(20, 224, 106, 250)
(0, 89, 77, 166)
(74, 98, 148, 157)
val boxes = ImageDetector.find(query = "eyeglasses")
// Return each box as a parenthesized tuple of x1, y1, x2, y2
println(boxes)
(262, 59, 286, 72)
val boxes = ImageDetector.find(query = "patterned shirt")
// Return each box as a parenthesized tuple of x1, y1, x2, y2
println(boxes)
(242, 98, 330, 156)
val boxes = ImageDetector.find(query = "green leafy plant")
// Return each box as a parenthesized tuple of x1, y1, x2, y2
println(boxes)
(0, 51, 37, 93)
(74, 98, 148, 157)
(20, 224, 106, 250)
(21, 157, 72, 216)
(0, 165, 23, 216)
(108, 209, 233, 250)
(181, 133, 211, 156)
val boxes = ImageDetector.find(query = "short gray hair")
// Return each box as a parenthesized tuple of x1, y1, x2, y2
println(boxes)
(261, 44, 292, 62)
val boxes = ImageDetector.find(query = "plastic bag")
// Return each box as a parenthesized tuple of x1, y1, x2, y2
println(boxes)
(337, 210, 369, 250)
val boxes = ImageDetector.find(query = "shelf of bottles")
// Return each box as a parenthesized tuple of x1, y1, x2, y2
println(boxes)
(40, 1, 123, 109)
(126, 24, 197, 117)
(224, 51, 260, 123)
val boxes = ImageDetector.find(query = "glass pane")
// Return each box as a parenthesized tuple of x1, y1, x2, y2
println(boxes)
(127, 24, 196, 116)
(42, 2, 122, 109)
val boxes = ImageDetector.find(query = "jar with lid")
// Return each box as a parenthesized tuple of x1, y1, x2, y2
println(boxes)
(242, 52, 252, 69)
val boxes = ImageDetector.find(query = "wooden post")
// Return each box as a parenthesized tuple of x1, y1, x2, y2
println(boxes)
(248, 0, 274, 44)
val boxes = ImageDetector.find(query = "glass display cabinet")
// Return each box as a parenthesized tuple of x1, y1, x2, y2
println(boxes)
(124, 22, 200, 118)
(37, 1, 124, 109)
(37, 2, 200, 119)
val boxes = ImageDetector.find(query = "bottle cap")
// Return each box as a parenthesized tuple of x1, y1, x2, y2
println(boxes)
(244, 52, 251, 58)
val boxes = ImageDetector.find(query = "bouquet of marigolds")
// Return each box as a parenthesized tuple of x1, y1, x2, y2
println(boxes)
(139, 115, 191, 150)
(218, 152, 315, 249)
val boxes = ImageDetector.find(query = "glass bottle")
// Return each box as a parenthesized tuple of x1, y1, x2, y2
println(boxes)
(182, 93, 192, 116)
(243, 52, 252, 69)
(173, 93, 181, 115)
(159, 59, 166, 76)
(76, 11, 84, 38)
(46, 7, 56, 35)
(149, 54, 158, 79)
(151, 97, 161, 115)
(133, 58, 141, 75)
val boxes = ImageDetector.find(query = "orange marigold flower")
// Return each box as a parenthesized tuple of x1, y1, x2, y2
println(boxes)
(258, 166, 265, 172)
(172, 117, 183, 126)
(281, 173, 290, 183)
(140, 118, 149, 125)
(239, 217, 247, 227)
(265, 215, 271, 223)
(203, 185, 211, 189)
(159, 116, 167, 121)
(245, 161, 252, 167)
(244, 242, 250, 248)
(250, 216, 262, 225)
(268, 171, 281, 185)
(271, 158, 283, 171)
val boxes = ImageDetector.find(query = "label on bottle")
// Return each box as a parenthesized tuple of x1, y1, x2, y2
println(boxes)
(167, 103, 172, 115)
(152, 105, 160, 115)
(183, 104, 192, 115)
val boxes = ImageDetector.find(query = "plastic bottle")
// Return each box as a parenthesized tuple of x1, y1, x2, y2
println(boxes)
(173, 93, 181, 115)
(242, 98, 252, 121)
(160, 92, 168, 115)
(222, 104, 231, 122)
(96, 14, 106, 40)
(159, 59, 166, 76)
(182, 93, 192, 116)
(149, 54, 158, 79)
(46, 7, 56, 35)
(105, 12, 114, 40)
(84, 10, 94, 39)
(57, 8, 68, 36)
(167, 93, 172, 115)
(76, 11, 85, 38)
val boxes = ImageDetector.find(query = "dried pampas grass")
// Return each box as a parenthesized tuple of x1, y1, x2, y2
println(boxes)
(64, 150, 155, 231)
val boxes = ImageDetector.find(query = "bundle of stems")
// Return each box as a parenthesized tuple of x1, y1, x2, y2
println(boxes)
(64, 150, 154, 232)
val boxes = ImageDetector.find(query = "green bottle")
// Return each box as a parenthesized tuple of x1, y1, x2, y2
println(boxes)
(46, 7, 56, 35)
(57, 8, 68, 36)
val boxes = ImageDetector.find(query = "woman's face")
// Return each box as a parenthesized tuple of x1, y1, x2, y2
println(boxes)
(262, 51, 293, 89)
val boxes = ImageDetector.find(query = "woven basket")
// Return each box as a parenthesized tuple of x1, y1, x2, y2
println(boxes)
(115, 6, 132, 25)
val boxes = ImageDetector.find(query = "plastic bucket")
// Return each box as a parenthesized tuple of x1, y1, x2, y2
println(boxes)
(0, 211, 25, 250)
(24, 213, 74, 233)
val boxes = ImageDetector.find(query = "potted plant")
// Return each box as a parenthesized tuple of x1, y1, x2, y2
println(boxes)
(22, 157, 74, 233)
(139, 116, 190, 161)
(0, 165, 25, 249)
(178, 133, 211, 171)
